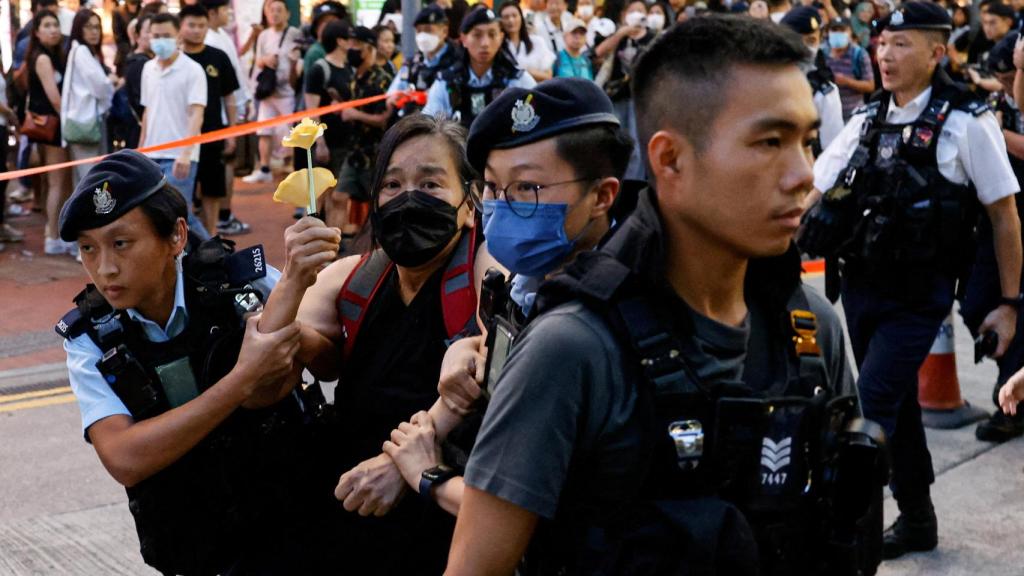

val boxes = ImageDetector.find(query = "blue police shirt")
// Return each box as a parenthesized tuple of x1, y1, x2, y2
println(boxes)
(421, 65, 537, 118)
(64, 263, 280, 439)
(387, 43, 451, 94)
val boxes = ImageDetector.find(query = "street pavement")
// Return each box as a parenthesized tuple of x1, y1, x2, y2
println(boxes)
(2, 176, 1023, 574)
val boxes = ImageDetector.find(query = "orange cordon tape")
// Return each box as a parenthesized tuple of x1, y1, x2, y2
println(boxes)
(802, 259, 825, 275)
(0, 91, 418, 182)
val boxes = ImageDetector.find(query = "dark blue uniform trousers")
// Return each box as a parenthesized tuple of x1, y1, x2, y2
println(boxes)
(841, 273, 955, 503)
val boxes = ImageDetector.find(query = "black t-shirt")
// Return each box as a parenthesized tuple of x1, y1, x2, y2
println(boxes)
(305, 57, 356, 149)
(123, 52, 150, 117)
(184, 45, 239, 132)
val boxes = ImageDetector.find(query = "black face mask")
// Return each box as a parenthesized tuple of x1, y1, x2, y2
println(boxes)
(347, 48, 365, 68)
(372, 190, 460, 268)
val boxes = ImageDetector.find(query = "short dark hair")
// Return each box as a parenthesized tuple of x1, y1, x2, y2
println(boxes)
(139, 185, 188, 239)
(554, 125, 634, 182)
(32, 0, 58, 12)
(633, 15, 807, 154)
(178, 4, 208, 21)
(150, 12, 180, 30)
(322, 19, 349, 52)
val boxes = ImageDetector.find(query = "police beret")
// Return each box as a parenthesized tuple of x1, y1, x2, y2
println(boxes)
(780, 6, 823, 35)
(827, 16, 851, 29)
(352, 25, 377, 44)
(466, 78, 621, 173)
(987, 2, 1017, 20)
(461, 5, 498, 34)
(989, 30, 1019, 73)
(730, 1, 750, 13)
(312, 1, 347, 29)
(415, 3, 448, 26)
(58, 149, 167, 242)
(878, 1, 952, 32)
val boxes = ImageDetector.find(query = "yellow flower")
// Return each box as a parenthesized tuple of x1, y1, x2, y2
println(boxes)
(282, 117, 326, 149)
(273, 168, 337, 207)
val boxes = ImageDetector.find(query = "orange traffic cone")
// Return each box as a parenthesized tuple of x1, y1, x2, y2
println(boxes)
(917, 311, 988, 429)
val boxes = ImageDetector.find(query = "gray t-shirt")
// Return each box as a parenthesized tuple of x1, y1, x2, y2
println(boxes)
(463, 284, 855, 520)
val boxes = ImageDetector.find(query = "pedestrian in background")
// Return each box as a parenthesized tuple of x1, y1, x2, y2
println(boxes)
(552, 19, 594, 80)
(500, 0, 555, 82)
(119, 14, 151, 150)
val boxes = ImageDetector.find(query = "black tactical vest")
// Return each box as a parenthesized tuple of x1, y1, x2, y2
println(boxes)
(441, 50, 521, 128)
(397, 41, 460, 118)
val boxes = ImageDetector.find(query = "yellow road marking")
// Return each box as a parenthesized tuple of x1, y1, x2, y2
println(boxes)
(0, 393, 76, 413)
(0, 386, 72, 404)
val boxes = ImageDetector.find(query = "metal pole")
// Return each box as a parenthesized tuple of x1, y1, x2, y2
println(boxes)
(401, 0, 417, 60)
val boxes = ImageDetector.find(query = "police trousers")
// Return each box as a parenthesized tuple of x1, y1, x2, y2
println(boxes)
(841, 271, 955, 503)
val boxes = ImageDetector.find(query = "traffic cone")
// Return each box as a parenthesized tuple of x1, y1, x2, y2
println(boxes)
(917, 311, 989, 429)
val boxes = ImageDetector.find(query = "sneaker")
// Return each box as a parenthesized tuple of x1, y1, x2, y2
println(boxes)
(241, 169, 272, 184)
(0, 223, 24, 243)
(44, 237, 65, 255)
(217, 215, 252, 236)
(882, 503, 938, 560)
(7, 187, 32, 203)
(975, 410, 1024, 443)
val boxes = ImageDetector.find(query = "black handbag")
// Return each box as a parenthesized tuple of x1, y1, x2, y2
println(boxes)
(253, 27, 289, 100)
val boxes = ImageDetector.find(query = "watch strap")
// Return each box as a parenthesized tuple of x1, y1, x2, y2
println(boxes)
(999, 294, 1024, 308)
(419, 465, 457, 504)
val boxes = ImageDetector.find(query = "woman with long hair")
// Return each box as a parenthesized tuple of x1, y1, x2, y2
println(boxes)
(499, 0, 555, 82)
(63, 9, 118, 188)
(26, 9, 73, 256)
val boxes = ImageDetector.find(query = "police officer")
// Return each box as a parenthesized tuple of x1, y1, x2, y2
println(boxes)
(422, 4, 537, 127)
(55, 149, 327, 574)
(780, 6, 844, 154)
(386, 3, 459, 117)
(378, 78, 635, 511)
(447, 17, 883, 576)
(802, 1, 1023, 560)
(962, 31, 1024, 442)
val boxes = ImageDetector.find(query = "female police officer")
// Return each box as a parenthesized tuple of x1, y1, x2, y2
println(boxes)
(264, 114, 489, 574)
(55, 149, 312, 574)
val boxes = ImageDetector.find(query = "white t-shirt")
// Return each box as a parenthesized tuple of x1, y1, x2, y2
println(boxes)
(253, 26, 301, 98)
(534, 12, 576, 54)
(814, 87, 1019, 206)
(61, 41, 115, 146)
(507, 35, 556, 80)
(140, 52, 207, 162)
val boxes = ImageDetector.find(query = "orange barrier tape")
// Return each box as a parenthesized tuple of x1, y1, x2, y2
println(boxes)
(0, 91, 411, 182)
(802, 259, 825, 275)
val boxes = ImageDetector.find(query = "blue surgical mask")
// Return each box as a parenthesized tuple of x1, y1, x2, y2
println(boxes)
(483, 199, 589, 278)
(151, 37, 177, 60)
(828, 31, 850, 49)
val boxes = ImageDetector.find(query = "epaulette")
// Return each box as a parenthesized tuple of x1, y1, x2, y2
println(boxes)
(958, 99, 990, 117)
(819, 82, 836, 96)
(55, 285, 111, 340)
(851, 101, 881, 117)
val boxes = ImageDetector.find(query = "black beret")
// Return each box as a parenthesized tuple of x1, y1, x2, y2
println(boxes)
(878, 1, 952, 32)
(828, 16, 852, 29)
(58, 149, 167, 242)
(415, 3, 448, 26)
(461, 5, 498, 34)
(780, 6, 823, 35)
(352, 25, 377, 44)
(730, 1, 749, 13)
(987, 2, 1018, 20)
(312, 1, 347, 29)
(989, 30, 1019, 73)
(466, 78, 621, 173)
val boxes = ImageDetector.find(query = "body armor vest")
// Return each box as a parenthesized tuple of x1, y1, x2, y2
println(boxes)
(399, 42, 459, 117)
(441, 50, 521, 128)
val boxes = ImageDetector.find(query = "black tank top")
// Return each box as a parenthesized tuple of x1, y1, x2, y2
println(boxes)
(28, 49, 62, 117)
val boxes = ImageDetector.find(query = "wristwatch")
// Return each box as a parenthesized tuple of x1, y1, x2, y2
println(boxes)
(999, 293, 1024, 309)
(419, 464, 457, 504)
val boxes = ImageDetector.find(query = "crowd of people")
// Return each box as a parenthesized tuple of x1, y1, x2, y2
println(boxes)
(21, 0, 1024, 573)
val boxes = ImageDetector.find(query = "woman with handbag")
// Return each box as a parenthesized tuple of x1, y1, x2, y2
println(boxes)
(25, 9, 73, 256)
(62, 9, 118, 189)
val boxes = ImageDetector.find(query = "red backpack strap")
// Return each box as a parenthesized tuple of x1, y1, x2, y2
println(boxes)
(337, 249, 394, 360)
(440, 229, 479, 339)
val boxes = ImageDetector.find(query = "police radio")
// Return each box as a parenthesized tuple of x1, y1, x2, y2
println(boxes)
(479, 268, 517, 400)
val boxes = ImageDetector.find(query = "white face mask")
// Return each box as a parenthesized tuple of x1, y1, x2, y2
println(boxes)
(647, 13, 665, 31)
(624, 10, 646, 27)
(415, 31, 441, 54)
(577, 4, 594, 18)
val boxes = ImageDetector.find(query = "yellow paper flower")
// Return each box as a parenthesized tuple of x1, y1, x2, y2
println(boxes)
(282, 118, 326, 149)
(273, 168, 337, 207)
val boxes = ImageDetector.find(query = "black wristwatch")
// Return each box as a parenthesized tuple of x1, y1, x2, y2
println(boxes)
(419, 464, 457, 504)
(999, 293, 1024, 309)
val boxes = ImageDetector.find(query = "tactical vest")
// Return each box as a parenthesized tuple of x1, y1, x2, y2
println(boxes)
(800, 71, 985, 286)
(336, 229, 478, 360)
(396, 42, 459, 118)
(992, 92, 1024, 193)
(56, 237, 309, 576)
(441, 52, 521, 128)
(525, 193, 887, 576)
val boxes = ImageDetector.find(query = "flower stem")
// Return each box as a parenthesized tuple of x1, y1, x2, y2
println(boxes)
(306, 149, 315, 215)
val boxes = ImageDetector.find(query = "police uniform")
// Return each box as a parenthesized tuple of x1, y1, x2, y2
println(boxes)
(387, 3, 460, 116)
(780, 6, 844, 154)
(421, 6, 537, 127)
(461, 81, 884, 576)
(802, 2, 1021, 558)
(55, 150, 329, 575)
(961, 32, 1024, 441)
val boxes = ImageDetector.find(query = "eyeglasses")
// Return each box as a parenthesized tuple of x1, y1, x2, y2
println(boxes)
(475, 177, 593, 218)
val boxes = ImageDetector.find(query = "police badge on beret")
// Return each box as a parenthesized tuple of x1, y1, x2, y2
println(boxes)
(891, 10, 904, 26)
(511, 94, 541, 133)
(93, 182, 115, 215)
